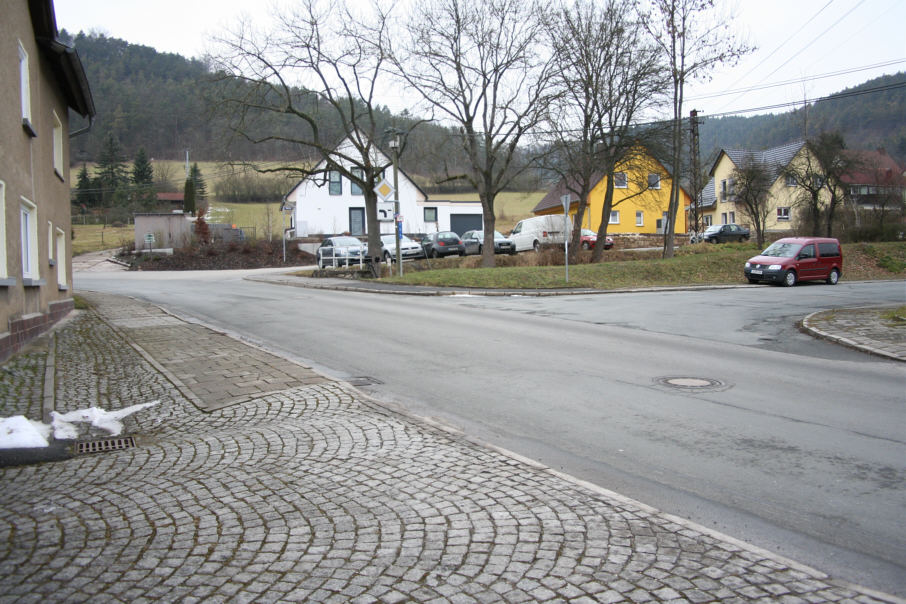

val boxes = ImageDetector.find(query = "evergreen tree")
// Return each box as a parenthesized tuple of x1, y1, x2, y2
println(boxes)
(75, 163, 99, 208)
(94, 133, 128, 206)
(132, 147, 156, 209)
(184, 178, 196, 216)
(190, 162, 207, 202)
(132, 147, 153, 184)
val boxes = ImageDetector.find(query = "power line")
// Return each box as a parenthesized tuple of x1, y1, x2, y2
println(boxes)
(686, 59, 906, 102)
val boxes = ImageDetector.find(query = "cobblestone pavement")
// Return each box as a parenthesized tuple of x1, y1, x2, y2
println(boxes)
(802, 306, 906, 361)
(0, 292, 900, 602)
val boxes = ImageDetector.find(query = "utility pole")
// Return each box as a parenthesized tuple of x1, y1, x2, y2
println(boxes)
(689, 110, 702, 238)
(389, 134, 402, 275)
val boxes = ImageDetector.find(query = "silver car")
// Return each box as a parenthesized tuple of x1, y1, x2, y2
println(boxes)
(378, 234, 426, 262)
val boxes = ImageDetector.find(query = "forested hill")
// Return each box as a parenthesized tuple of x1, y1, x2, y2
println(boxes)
(697, 72, 906, 163)
(64, 31, 906, 171)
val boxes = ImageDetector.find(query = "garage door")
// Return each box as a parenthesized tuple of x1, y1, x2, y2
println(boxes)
(450, 214, 483, 236)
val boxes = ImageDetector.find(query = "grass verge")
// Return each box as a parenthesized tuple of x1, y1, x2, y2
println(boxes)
(373, 241, 906, 289)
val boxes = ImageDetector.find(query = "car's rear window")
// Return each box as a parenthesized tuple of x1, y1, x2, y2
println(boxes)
(818, 242, 841, 257)
(438, 233, 459, 242)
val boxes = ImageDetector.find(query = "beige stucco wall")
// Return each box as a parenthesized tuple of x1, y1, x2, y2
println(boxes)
(1, 1, 75, 345)
(133, 214, 194, 249)
(704, 147, 830, 233)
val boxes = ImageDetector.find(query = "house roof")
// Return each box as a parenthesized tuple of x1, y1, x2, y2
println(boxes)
(157, 192, 185, 202)
(285, 135, 429, 200)
(532, 173, 604, 214)
(533, 148, 692, 215)
(711, 140, 805, 181)
(691, 178, 717, 210)
(841, 149, 906, 187)
(29, 0, 95, 119)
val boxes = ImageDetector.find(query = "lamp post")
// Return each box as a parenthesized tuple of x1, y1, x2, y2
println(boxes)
(389, 134, 402, 276)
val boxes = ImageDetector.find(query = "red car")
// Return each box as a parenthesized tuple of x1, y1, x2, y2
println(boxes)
(744, 237, 842, 286)
(580, 229, 614, 250)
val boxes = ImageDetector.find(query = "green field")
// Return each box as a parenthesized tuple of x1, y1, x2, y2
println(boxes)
(206, 202, 287, 239)
(71, 225, 134, 255)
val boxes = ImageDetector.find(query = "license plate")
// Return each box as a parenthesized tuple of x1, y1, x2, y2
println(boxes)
(751, 269, 763, 275)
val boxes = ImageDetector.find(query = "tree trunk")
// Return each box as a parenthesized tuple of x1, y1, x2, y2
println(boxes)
(591, 177, 615, 263)
(479, 185, 496, 268)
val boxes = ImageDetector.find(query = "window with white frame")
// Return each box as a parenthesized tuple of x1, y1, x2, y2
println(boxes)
(20, 198, 38, 282)
(785, 174, 797, 187)
(328, 170, 342, 195)
(48, 221, 55, 264)
(636, 210, 644, 226)
(703, 215, 712, 226)
(721, 212, 727, 224)
(720, 179, 727, 200)
(19, 41, 34, 135)
(613, 172, 627, 188)
(777, 207, 791, 221)
(729, 211, 735, 223)
(647, 173, 660, 189)
(0, 181, 8, 281)
(55, 227, 67, 288)
(350, 167, 363, 195)
(53, 111, 64, 178)
(609, 211, 620, 224)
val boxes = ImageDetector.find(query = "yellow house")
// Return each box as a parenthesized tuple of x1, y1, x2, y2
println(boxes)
(696, 140, 827, 233)
(533, 151, 689, 235)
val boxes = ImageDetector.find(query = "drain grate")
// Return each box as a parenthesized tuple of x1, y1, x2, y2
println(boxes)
(77, 436, 136, 455)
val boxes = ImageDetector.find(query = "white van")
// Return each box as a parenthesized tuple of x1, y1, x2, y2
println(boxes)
(509, 215, 572, 252)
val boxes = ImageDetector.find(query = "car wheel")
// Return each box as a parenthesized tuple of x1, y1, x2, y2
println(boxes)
(533, 240, 541, 253)
(431, 249, 439, 259)
(782, 270, 797, 287)
(826, 268, 840, 285)
(581, 241, 589, 250)
(477, 244, 483, 254)
(383, 251, 392, 263)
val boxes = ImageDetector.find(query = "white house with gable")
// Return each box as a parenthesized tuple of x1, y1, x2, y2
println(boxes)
(283, 136, 483, 237)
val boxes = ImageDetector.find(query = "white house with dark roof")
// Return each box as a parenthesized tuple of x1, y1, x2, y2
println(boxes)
(282, 136, 483, 238)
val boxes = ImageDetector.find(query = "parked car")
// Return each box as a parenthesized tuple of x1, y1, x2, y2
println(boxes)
(510, 215, 572, 252)
(376, 233, 426, 262)
(579, 228, 614, 250)
(461, 230, 517, 255)
(421, 231, 465, 258)
(702, 223, 750, 243)
(316, 236, 366, 269)
(744, 237, 843, 286)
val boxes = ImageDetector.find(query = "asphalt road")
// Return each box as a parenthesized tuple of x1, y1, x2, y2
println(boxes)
(75, 267, 906, 596)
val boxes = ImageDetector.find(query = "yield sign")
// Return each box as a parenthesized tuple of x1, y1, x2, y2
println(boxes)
(374, 178, 395, 201)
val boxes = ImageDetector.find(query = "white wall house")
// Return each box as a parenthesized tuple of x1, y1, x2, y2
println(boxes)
(284, 137, 482, 237)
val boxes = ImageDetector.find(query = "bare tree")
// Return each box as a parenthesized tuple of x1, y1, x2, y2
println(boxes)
(209, 0, 415, 265)
(544, 0, 665, 263)
(730, 156, 773, 247)
(784, 132, 857, 237)
(640, 0, 752, 258)
(392, 0, 555, 267)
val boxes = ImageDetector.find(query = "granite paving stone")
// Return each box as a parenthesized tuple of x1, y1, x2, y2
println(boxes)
(0, 291, 900, 602)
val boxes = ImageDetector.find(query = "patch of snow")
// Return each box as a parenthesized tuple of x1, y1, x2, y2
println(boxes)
(0, 416, 51, 449)
(0, 401, 159, 449)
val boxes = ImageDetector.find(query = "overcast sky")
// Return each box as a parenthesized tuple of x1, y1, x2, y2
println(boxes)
(54, 0, 905, 120)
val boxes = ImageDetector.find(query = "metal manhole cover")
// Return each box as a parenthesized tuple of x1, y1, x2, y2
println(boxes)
(654, 376, 729, 392)
(77, 436, 136, 455)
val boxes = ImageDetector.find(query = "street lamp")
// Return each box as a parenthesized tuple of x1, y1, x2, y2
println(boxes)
(389, 134, 402, 276)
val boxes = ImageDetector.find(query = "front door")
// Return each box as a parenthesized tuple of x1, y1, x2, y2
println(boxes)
(349, 207, 365, 235)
